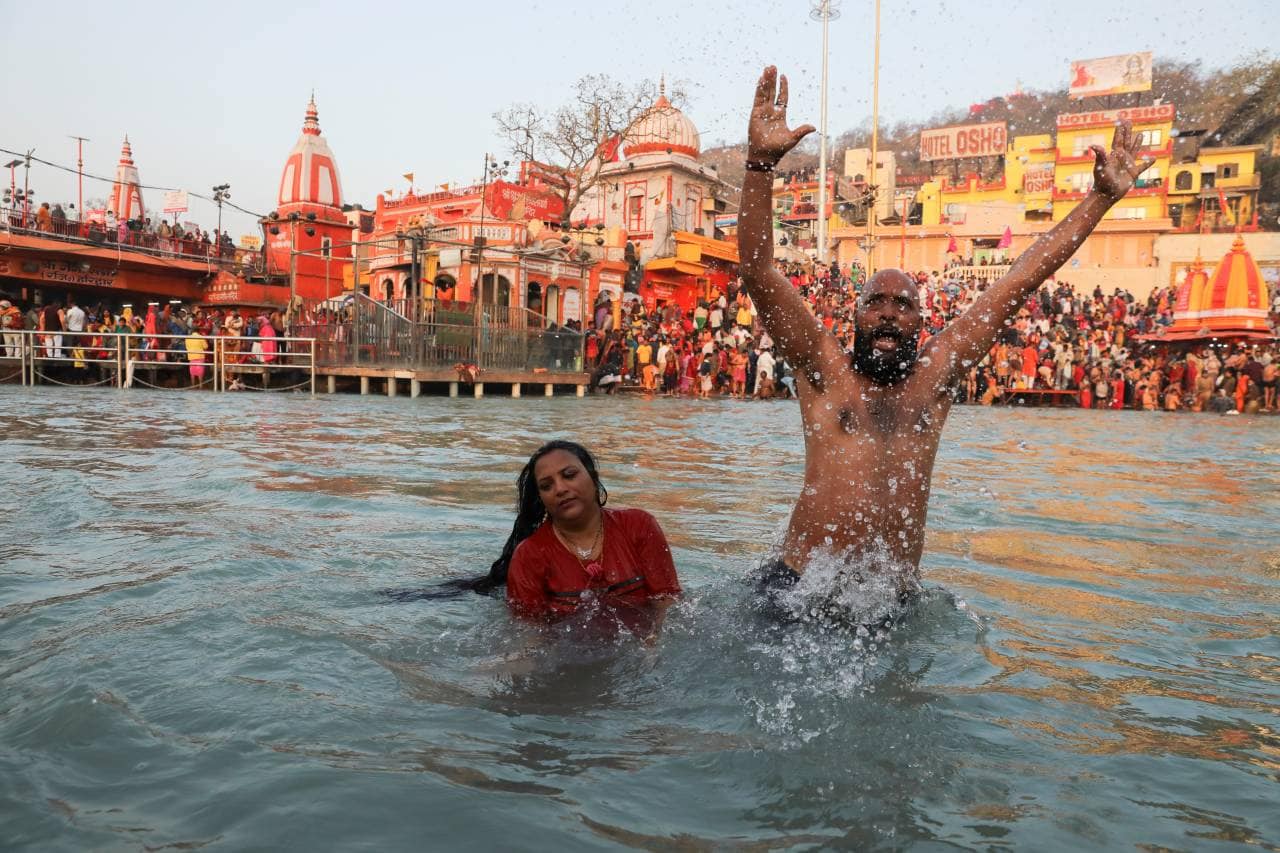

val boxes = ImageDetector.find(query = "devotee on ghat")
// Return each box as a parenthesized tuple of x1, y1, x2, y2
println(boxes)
(737, 66, 1153, 599)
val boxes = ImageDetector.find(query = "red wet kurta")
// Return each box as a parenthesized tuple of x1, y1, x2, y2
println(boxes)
(507, 507, 680, 618)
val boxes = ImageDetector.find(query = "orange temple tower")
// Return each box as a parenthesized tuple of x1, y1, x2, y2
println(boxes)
(108, 136, 145, 224)
(265, 95, 352, 300)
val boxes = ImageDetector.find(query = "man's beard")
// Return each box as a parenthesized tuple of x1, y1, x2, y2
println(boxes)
(851, 325, 918, 384)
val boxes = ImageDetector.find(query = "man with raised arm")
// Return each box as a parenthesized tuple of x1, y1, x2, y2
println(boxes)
(738, 67, 1151, 597)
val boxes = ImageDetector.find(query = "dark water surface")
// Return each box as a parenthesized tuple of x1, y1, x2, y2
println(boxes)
(1, 387, 1277, 851)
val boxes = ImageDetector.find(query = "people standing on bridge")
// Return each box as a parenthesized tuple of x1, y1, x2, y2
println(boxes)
(736, 65, 1150, 603)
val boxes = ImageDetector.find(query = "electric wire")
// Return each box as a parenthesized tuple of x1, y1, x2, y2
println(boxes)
(0, 146, 267, 219)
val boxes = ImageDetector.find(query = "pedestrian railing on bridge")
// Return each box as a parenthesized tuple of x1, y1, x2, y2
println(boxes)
(0, 330, 316, 392)
(290, 294, 583, 374)
(1, 205, 263, 274)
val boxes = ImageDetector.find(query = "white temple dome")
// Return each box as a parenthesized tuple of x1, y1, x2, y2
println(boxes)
(623, 83, 700, 159)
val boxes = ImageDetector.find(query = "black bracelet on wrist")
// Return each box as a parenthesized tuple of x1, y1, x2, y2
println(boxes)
(745, 160, 775, 173)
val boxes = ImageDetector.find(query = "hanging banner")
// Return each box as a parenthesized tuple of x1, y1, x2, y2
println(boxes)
(162, 189, 189, 214)
(919, 122, 1007, 161)
(561, 287, 581, 322)
(1069, 52, 1153, 99)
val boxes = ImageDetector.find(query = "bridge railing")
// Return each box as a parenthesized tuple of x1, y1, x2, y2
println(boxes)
(0, 330, 315, 392)
(0, 205, 263, 272)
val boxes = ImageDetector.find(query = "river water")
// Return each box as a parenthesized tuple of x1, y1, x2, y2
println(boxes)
(1, 387, 1277, 851)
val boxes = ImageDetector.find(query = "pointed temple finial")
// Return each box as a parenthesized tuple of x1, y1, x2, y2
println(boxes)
(303, 93, 321, 136)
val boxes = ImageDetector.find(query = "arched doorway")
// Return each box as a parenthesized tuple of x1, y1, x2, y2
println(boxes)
(544, 284, 560, 327)
(527, 281, 544, 318)
(381, 278, 393, 302)
(479, 273, 511, 306)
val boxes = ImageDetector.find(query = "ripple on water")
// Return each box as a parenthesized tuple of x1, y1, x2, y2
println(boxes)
(0, 390, 1277, 850)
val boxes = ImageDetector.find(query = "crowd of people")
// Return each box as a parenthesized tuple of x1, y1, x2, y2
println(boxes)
(578, 261, 1280, 414)
(1, 294, 292, 387)
(5, 201, 238, 260)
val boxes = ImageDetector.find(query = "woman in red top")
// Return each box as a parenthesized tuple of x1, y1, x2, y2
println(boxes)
(480, 441, 680, 619)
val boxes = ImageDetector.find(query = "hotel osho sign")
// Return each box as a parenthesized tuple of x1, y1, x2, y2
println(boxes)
(919, 122, 1007, 161)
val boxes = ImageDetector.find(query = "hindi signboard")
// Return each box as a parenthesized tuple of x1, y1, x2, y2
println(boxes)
(1069, 52, 1153, 99)
(162, 189, 189, 214)
(919, 122, 1007, 162)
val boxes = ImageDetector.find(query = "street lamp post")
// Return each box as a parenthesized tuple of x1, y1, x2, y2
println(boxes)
(3, 160, 21, 226)
(473, 154, 508, 366)
(810, 0, 841, 265)
(212, 184, 231, 257)
(69, 136, 89, 216)
(866, 0, 882, 278)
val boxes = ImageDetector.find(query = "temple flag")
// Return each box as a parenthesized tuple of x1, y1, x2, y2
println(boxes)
(1216, 189, 1235, 226)
(403, 172, 415, 184)
(946, 235, 958, 254)
(997, 226, 1013, 249)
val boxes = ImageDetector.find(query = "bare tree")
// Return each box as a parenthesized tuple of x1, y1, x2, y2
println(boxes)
(494, 75, 684, 226)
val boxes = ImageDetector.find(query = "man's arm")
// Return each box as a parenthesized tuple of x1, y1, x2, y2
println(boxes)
(918, 120, 1152, 389)
(738, 67, 843, 378)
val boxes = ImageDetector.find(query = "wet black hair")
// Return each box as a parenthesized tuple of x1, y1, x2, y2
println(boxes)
(393, 440, 606, 601)
(476, 440, 607, 594)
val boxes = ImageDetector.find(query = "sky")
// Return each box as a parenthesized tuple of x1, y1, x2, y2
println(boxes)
(3, 0, 1273, 237)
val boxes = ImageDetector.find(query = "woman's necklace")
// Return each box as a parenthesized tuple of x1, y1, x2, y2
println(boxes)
(554, 515, 605, 578)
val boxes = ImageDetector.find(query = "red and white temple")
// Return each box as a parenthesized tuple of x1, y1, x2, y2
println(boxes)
(108, 136, 145, 224)
(263, 95, 352, 300)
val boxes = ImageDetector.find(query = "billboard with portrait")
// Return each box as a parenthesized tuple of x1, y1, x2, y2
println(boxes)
(1069, 52, 1153, 99)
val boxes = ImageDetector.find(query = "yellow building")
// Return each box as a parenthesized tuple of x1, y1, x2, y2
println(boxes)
(918, 134, 1056, 227)
(1051, 103, 1174, 222)
(909, 104, 1263, 230)
(1165, 144, 1264, 230)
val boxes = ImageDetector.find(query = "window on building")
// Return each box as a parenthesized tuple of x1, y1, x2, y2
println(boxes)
(626, 194, 645, 232)
(1135, 165, 1161, 189)
(1136, 129, 1162, 148)
(321, 236, 332, 258)
(776, 195, 795, 215)
(1216, 162, 1238, 180)
(1109, 207, 1147, 220)
(1069, 172, 1095, 193)
(1175, 171, 1193, 191)
(1072, 134, 1107, 157)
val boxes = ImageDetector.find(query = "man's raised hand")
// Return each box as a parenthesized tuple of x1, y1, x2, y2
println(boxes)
(748, 66, 816, 168)
(1091, 119, 1155, 202)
